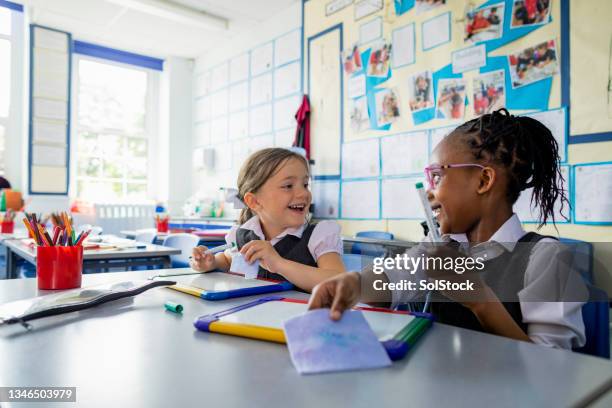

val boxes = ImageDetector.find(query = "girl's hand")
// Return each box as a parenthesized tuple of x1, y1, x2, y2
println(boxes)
(240, 240, 284, 272)
(308, 272, 361, 321)
(424, 244, 493, 310)
(190, 246, 215, 272)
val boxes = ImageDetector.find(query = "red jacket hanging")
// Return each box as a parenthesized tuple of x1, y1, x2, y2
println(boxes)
(293, 95, 311, 159)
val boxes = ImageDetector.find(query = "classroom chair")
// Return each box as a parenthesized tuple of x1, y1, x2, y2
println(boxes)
(162, 233, 200, 268)
(351, 231, 394, 257)
(575, 284, 610, 359)
(559, 237, 594, 284)
(342, 253, 376, 272)
(133, 231, 156, 245)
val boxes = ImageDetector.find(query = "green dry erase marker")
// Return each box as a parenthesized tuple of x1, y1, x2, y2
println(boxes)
(164, 301, 183, 314)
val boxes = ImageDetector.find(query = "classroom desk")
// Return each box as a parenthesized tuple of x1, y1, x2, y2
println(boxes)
(1, 271, 611, 408)
(2, 240, 181, 279)
(120, 229, 230, 246)
(0, 231, 30, 280)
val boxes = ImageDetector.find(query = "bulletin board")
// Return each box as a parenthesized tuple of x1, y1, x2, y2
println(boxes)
(28, 24, 72, 195)
(303, 0, 611, 223)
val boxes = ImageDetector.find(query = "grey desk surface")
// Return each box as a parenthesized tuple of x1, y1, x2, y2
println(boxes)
(3, 239, 180, 263)
(1, 271, 611, 408)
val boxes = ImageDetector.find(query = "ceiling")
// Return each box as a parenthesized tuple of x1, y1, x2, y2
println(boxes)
(21, 0, 299, 59)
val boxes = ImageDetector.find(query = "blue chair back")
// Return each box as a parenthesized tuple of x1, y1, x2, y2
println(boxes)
(351, 231, 394, 257)
(575, 284, 610, 359)
(342, 254, 376, 272)
(162, 233, 200, 268)
(559, 237, 594, 284)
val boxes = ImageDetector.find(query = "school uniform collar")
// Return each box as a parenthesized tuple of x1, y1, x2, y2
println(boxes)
(447, 214, 526, 255)
(241, 215, 307, 241)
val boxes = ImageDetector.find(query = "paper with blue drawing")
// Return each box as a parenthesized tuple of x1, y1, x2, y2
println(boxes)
(283, 309, 392, 374)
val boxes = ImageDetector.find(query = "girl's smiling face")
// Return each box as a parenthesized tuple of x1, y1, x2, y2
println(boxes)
(246, 157, 311, 236)
(428, 138, 485, 235)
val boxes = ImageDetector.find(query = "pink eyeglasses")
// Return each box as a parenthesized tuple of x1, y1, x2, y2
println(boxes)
(424, 163, 485, 190)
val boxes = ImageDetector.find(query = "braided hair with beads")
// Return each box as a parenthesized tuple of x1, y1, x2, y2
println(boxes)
(448, 108, 568, 227)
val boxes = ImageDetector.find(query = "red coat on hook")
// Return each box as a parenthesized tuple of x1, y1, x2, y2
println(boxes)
(293, 95, 311, 159)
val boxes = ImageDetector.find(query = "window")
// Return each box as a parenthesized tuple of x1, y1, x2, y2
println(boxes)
(0, 6, 12, 175)
(75, 57, 155, 202)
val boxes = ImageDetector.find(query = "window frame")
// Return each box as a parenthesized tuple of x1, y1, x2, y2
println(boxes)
(71, 53, 159, 203)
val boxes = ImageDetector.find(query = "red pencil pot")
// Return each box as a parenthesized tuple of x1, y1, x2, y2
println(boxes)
(37, 246, 83, 290)
(1, 220, 14, 233)
(156, 218, 169, 233)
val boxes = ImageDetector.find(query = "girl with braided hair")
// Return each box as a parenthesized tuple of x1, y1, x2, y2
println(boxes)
(309, 108, 587, 349)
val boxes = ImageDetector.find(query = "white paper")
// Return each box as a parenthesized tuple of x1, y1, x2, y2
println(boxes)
(354, 0, 383, 20)
(34, 48, 68, 76)
(33, 120, 66, 144)
(392, 23, 415, 67)
(229, 111, 249, 140)
(326, 0, 353, 16)
(32, 144, 66, 167)
(33, 98, 67, 121)
(349, 97, 370, 133)
(341, 180, 379, 219)
(215, 143, 233, 171)
(359, 17, 382, 45)
(313, 180, 340, 218)
(429, 126, 455, 154)
(211, 89, 229, 118)
(210, 116, 228, 144)
(347, 74, 366, 98)
(382, 177, 425, 219)
(422, 12, 450, 50)
(230, 253, 260, 279)
(34, 27, 68, 52)
(452, 44, 487, 74)
(250, 42, 273, 76)
(195, 96, 211, 122)
(523, 108, 567, 163)
(211, 62, 229, 91)
(229, 82, 249, 112)
(249, 134, 274, 153)
(342, 139, 380, 178)
(33, 71, 68, 100)
(274, 62, 301, 98)
(230, 53, 249, 83)
(194, 121, 211, 146)
(249, 104, 272, 136)
(274, 29, 301, 67)
(381, 131, 429, 176)
(195, 71, 212, 97)
(574, 164, 612, 223)
(516, 166, 571, 223)
(275, 128, 295, 147)
(250, 73, 273, 106)
(274, 95, 300, 131)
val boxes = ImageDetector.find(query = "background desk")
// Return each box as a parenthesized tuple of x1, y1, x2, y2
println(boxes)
(120, 229, 230, 246)
(1, 271, 611, 408)
(2, 240, 181, 279)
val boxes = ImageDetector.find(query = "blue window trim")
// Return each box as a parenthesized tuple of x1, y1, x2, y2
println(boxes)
(0, 0, 23, 12)
(73, 40, 164, 71)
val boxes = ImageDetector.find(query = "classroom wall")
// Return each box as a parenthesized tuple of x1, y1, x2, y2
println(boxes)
(302, 0, 612, 293)
(190, 2, 303, 199)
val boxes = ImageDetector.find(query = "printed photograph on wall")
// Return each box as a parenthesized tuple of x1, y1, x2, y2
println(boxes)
(375, 88, 400, 126)
(465, 4, 504, 44)
(342, 44, 363, 75)
(508, 39, 558, 88)
(416, 0, 447, 15)
(473, 70, 505, 115)
(367, 41, 392, 77)
(511, 0, 551, 28)
(408, 70, 434, 113)
(349, 96, 371, 132)
(436, 79, 466, 120)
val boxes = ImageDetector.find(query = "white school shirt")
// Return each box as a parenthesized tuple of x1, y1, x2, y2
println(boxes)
(224, 216, 343, 261)
(384, 214, 587, 350)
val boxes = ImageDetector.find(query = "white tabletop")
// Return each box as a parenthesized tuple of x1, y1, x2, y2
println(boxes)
(0, 270, 611, 408)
